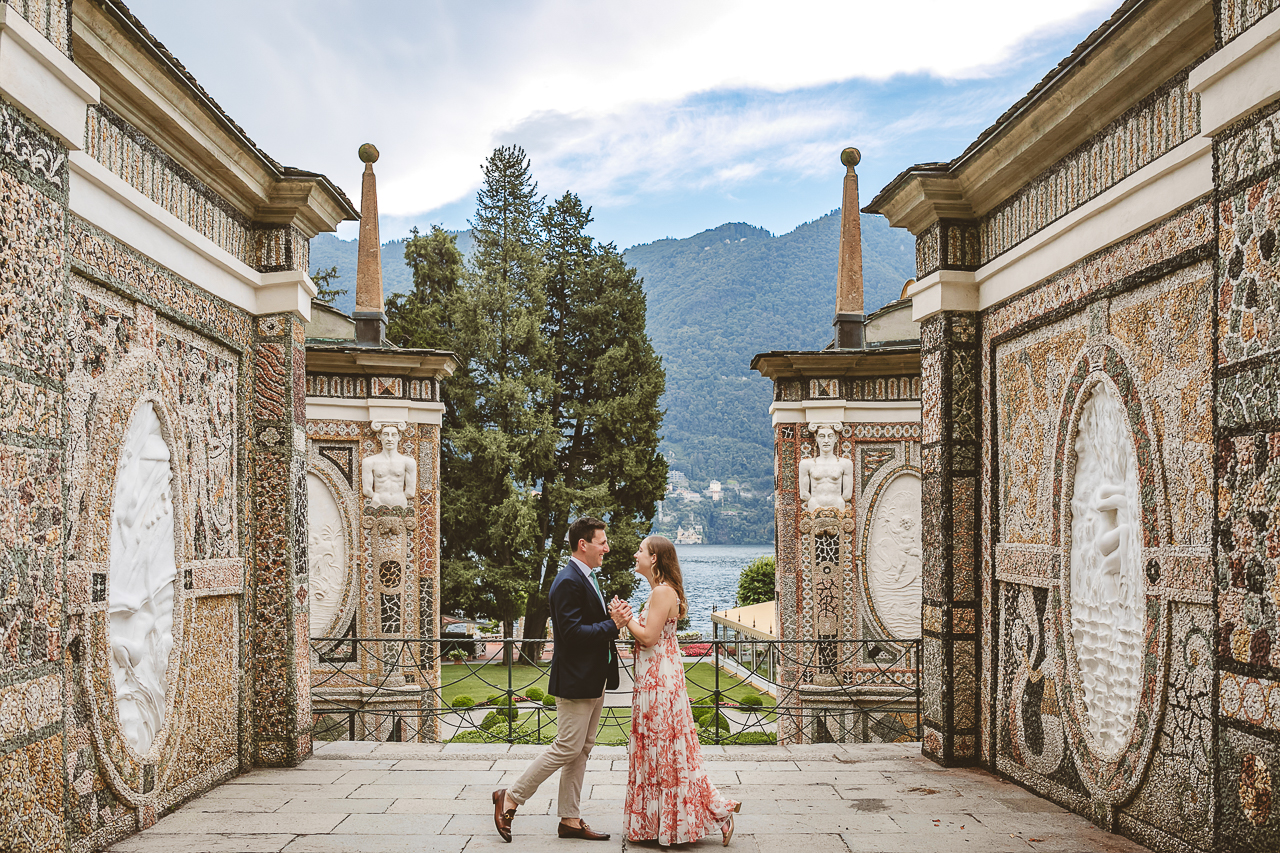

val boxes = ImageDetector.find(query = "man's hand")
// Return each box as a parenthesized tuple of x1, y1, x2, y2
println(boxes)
(608, 597, 632, 629)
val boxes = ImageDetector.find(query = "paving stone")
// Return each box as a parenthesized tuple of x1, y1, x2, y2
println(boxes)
(280, 835, 468, 853)
(184, 799, 282, 813)
(110, 833, 296, 852)
(107, 747, 1158, 853)
(393, 759, 495, 770)
(276, 798, 395, 814)
(733, 814, 900, 835)
(331, 813, 452, 834)
(150, 812, 346, 835)
(225, 770, 350, 786)
(718, 783, 843, 800)
(348, 783, 466, 799)
(385, 795, 554, 815)
(742, 834, 852, 852)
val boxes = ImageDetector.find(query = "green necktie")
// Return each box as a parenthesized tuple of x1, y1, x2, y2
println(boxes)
(588, 571, 612, 662)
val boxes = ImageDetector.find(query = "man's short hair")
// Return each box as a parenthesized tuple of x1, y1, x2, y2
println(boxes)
(568, 517, 606, 553)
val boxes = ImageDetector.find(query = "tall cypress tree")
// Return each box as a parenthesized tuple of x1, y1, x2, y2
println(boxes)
(520, 192, 667, 652)
(389, 151, 666, 657)
(453, 146, 552, 652)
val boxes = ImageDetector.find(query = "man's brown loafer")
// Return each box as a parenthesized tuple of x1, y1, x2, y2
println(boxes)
(492, 789, 516, 842)
(558, 820, 611, 840)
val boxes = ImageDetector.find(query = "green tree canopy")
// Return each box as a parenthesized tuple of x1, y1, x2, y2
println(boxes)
(736, 556, 775, 606)
(385, 148, 666, 655)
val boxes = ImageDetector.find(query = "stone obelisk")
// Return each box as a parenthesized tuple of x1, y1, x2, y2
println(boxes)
(833, 147, 865, 349)
(353, 143, 386, 346)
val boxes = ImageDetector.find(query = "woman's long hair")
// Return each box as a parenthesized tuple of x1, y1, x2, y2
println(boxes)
(644, 535, 689, 619)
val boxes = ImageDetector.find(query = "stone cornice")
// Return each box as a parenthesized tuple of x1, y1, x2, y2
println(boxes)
(72, 0, 356, 236)
(866, 0, 1212, 232)
(305, 346, 459, 379)
(750, 347, 921, 381)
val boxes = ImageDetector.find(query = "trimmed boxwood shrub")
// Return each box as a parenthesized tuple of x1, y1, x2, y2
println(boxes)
(526, 687, 545, 703)
(451, 695, 476, 709)
(740, 694, 764, 709)
(542, 695, 556, 708)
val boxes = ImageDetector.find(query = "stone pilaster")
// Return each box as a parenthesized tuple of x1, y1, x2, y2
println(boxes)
(919, 311, 980, 766)
(249, 313, 311, 766)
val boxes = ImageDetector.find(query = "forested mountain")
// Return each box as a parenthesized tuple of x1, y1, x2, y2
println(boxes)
(308, 210, 915, 494)
(621, 211, 914, 491)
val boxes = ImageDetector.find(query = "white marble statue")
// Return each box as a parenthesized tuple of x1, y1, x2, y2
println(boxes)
(1069, 381, 1143, 757)
(307, 472, 347, 637)
(362, 422, 417, 509)
(108, 402, 177, 755)
(799, 423, 854, 512)
(866, 473, 923, 638)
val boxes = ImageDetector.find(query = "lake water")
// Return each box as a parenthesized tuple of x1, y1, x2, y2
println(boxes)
(626, 543, 773, 639)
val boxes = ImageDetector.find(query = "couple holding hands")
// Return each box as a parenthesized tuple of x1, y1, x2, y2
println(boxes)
(492, 516, 741, 846)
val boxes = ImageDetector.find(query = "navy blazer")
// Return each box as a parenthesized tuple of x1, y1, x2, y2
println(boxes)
(546, 561, 621, 699)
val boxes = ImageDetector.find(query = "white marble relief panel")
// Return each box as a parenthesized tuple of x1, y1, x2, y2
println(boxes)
(1068, 380, 1144, 758)
(866, 472, 923, 639)
(307, 470, 349, 637)
(108, 402, 178, 755)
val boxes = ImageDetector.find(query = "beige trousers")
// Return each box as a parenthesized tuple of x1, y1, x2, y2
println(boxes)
(508, 694, 604, 819)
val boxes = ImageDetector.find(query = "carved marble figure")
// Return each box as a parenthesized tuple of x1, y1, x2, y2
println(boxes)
(867, 473, 923, 638)
(362, 422, 417, 508)
(307, 471, 347, 636)
(1069, 381, 1143, 757)
(799, 423, 853, 512)
(108, 402, 178, 755)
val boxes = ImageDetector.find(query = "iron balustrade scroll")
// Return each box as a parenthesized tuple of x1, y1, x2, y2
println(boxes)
(309, 636, 922, 746)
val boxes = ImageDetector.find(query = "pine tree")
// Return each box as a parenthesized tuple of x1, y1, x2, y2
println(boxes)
(520, 192, 667, 653)
(393, 150, 667, 662)
(450, 146, 552, 657)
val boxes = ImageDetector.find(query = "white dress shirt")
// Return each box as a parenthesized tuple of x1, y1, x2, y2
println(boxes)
(569, 556, 607, 610)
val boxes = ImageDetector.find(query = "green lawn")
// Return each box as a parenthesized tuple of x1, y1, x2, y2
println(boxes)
(441, 660, 771, 709)
(439, 663, 551, 706)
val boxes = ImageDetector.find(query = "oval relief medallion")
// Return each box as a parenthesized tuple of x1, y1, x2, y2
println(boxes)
(866, 472, 923, 639)
(108, 402, 178, 755)
(1068, 380, 1144, 758)
(307, 471, 348, 637)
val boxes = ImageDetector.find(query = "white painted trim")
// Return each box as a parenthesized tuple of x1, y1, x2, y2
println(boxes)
(910, 270, 978, 322)
(974, 135, 1211, 312)
(769, 400, 921, 426)
(1190, 6, 1280, 136)
(69, 151, 315, 320)
(306, 398, 445, 426)
(0, 5, 99, 148)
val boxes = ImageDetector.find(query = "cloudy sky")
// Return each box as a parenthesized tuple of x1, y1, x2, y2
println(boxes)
(125, 0, 1119, 249)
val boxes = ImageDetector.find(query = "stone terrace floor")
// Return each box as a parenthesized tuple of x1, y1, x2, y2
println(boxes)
(108, 741, 1152, 853)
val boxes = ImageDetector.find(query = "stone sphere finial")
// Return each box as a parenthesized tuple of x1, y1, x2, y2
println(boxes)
(841, 147, 861, 170)
(358, 143, 380, 164)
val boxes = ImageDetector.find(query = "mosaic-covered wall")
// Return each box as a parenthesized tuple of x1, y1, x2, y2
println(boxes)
(0, 50, 321, 850)
(983, 203, 1216, 849)
(1213, 92, 1280, 853)
(307, 415, 441, 741)
(771, 368, 922, 744)
(0, 90, 72, 853)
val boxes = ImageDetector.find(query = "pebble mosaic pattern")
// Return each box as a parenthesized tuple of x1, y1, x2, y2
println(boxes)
(1216, 86, 1280, 853)
(308, 417, 442, 741)
(918, 312, 980, 766)
(770, 374, 921, 742)
(1219, 0, 1280, 44)
(84, 105, 308, 274)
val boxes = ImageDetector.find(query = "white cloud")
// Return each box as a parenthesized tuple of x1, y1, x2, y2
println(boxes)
(124, 0, 1117, 237)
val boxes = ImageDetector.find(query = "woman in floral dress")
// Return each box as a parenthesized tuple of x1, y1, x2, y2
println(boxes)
(623, 535, 741, 846)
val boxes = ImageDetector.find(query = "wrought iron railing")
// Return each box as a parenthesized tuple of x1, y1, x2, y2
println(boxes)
(309, 636, 921, 746)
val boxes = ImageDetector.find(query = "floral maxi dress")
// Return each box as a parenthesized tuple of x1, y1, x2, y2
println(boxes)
(624, 612, 738, 844)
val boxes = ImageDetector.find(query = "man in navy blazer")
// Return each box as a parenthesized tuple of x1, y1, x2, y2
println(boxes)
(493, 517, 631, 842)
